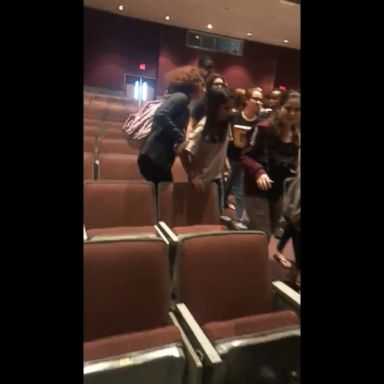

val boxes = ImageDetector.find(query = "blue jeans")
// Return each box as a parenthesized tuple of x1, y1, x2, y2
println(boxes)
(224, 160, 245, 221)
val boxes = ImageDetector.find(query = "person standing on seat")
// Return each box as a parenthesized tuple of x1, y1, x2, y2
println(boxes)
(240, 90, 300, 239)
(225, 88, 264, 222)
(138, 66, 204, 184)
(180, 86, 234, 212)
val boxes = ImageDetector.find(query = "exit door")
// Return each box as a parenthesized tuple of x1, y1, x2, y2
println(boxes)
(124, 75, 156, 107)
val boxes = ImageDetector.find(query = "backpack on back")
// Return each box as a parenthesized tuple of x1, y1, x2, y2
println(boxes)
(122, 99, 163, 150)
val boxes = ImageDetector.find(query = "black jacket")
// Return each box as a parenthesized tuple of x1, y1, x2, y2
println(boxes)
(141, 92, 190, 170)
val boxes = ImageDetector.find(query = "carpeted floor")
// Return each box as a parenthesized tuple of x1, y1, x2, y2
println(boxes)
(223, 204, 298, 287)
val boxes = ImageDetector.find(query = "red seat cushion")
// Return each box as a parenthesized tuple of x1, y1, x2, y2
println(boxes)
(84, 325, 181, 362)
(172, 224, 226, 234)
(87, 226, 156, 238)
(203, 311, 299, 342)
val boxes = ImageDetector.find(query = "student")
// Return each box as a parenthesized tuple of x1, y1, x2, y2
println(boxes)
(275, 174, 301, 288)
(187, 73, 227, 135)
(138, 66, 204, 184)
(197, 55, 215, 82)
(259, 88, 283, 119)
(180, 86, 234, 211)
(225, 87, 263, 222)
(240, 90, 300, 239)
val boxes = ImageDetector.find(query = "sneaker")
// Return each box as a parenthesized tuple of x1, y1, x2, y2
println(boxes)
(236, 222, 248, 230)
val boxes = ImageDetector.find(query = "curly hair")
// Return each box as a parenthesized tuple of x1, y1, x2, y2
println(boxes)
(165, 66, 204, 98)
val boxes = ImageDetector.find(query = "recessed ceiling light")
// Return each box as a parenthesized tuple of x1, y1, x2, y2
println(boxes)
(118, 5, 124, 11)
(165, 16, 171, 21)
(207, 24, 213, 30)
(246, 32, 252, 36)
(284, 39, 290, 44)
(195, 35, 200, 39)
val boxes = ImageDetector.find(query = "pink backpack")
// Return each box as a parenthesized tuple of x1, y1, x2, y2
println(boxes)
(122, 99, 163, 150)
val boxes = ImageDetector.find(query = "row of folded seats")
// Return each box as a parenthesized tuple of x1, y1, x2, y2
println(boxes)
(84, 92, 138, 122)
(84, 150, 187, 181)
(84, 181, 232, 240)
(84, 136, 137, 154)
(84, 124, 127, 140)
(84, 234, 300, 384)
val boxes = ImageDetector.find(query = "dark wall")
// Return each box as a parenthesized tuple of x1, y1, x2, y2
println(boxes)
(157, 25, 280, 95)
(274, 47, 301, 90)
(84, 8, 160, 90)
(84, 8, 300, 94)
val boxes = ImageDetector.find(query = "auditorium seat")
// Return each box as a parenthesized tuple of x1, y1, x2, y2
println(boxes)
(84, 239, 186, 384)
(102, 120, 126, 130)
(173, 232, 300, 384)
(171, 157, 188, 182)
(157, 182, 236, 237)
(84, 137, 97, 154)
(84, 126, 100, 139)
(84, 152, 95, 180)
(99, 137, 138, 155)
(98, 153, 143, 180)
(84, 181, 157, 238)
(102, 127, 125, 140)
(84, 117, 102, 127)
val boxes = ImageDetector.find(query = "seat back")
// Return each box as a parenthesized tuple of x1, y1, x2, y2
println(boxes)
(84, 136, 97, 153)
(84, 152, 94, 180)
(158, 182, 220, 227)
(98, 153, 143, 180)
(84, 181, 156, 229)
(103, 128, 126, 140)
(84, 126, 100, 139)
(171, 157, 188, 182)
(99, 138, 138, 155)
(176, 231, 271, 325)
(84, 239, 171, 341)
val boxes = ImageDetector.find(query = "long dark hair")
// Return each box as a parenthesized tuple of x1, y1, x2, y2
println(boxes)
(202, 86, 233, 143)
(270, 90, 301, 147)
(205, 73, 227, 91)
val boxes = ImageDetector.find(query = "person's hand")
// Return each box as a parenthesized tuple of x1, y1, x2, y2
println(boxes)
(191, 178, 205, 194)
(256, 174, 273, 191)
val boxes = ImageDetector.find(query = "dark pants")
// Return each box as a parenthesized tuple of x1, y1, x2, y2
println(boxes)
(138, 154, 173, 184)
(212, 177, 224, 215)
(278, 221, 301, 270)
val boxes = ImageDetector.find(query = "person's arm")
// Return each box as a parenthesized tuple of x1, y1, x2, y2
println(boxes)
(184, 129, 204, 180)
(153, 92, 189, 145)
(240, 127, 273, 191)
(240, 127, 267, 179)
(179, 148, 192, 176)
(183, 124, 207, 194)
(185, 118, 195, 137)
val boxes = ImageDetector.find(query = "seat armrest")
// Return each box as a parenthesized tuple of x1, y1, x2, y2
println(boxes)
(272, 281, 300, 314)
(157, 221, 179, 244)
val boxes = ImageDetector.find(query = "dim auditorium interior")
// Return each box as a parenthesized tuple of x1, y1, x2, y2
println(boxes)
(83, 1, 301, 383)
